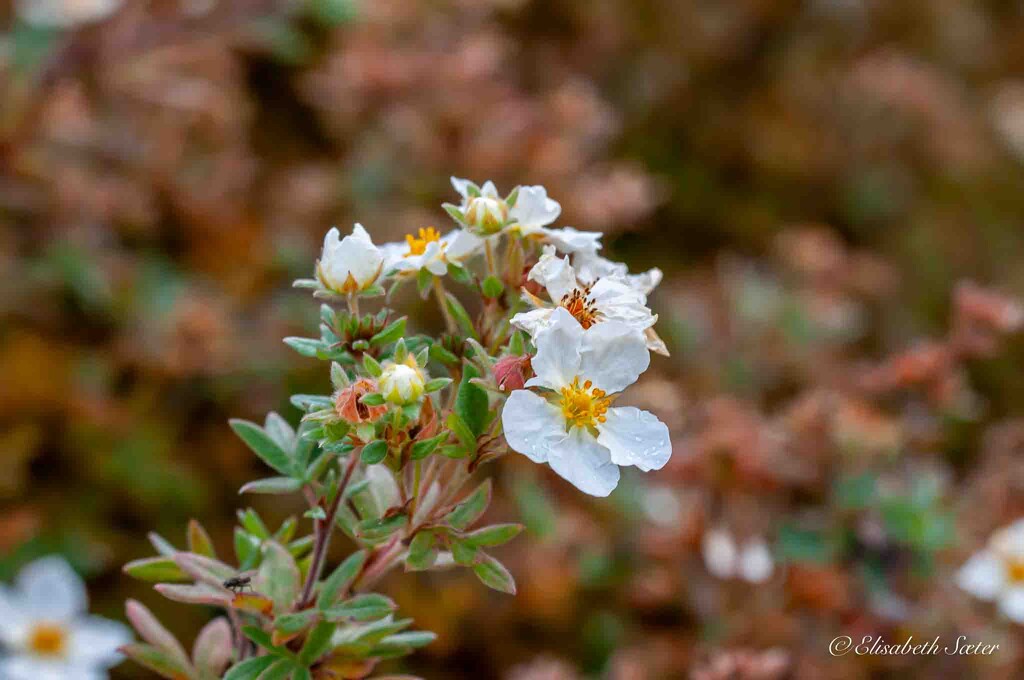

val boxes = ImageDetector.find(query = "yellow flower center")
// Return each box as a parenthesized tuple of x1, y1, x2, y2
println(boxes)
(404, 227, 443, 257)
(559, 377, 611, 429)
(28, 623, 67, 658)
(559, 288, 600, 329)
(1007, 558, 1024, 584)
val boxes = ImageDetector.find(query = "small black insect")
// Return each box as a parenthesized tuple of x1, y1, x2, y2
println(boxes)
(222, 575, 253, 594)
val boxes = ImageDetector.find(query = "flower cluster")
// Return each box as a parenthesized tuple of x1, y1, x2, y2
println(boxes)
(119, 177, 671, 678)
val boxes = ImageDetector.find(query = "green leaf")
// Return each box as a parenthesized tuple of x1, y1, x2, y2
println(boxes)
(508, 330, 526, 355)
(424, 377, 453, 393)
(428, 343, 459, 365)
(119, 643, 192, 679)
(481, 275, 504, 299)
(240, 477, 304, 495)
(340, 618, 413, 648)
(123, 557, 189, 583)
(230, 419, 295, 476)
(361, 440, 389, 465)
(148, 532, 177, 557)
(256, 658, 295, 680)
(264, 412, 296, 453)
(283, 337, 322, 358)
(451, 538, 478, 566)
(410, 433, 446, 460)
(360, 392, 385, 407)
(416, 268, 433, 299)
(362, 353, 383, 377)
(446, 479, 492, 530)
(304, 506, 327, 521)
(405, 531, 437, 571)
(299, 621, 337, 665)
(292, 668, 312, 680)
(472, 553, 516, 594)
(256, 541, 301, 615)
(447, 263, 473, 285)
(358, 513, 407, 541)
(224, 655, 278, 680)
(290, 394, 334, 411)
(444, 293, 479, 340)
(380, 630, 437, 649)
(187, 519, 217, 559)
(462, 523, 523, 547)
(442, 203, 466, 224)
(234, 529, 260, 570)
(193, 617, 233, 678)
(370, 317, 406, 347)
(445, 413, 477, 454)
(323, 593, 396, 622)
(455, 363, 489, 438)
(274, 610, 320, 635)
(317, 550, 367, 610)
(437, 444, 469, 459)
(238, 508, 271, 539)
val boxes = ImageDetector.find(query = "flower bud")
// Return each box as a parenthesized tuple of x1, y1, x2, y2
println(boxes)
(316, 224, 384, 294)
(379, 358, 426, 405)
(493, 355, 531, 392)
(335, 378, 388, 423)
(463, 196, 508, 234)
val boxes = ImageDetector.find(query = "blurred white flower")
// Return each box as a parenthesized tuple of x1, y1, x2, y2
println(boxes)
(957, 518, 1024, 623)
(316, 224, 384, 294)
(501, 308, 671, 496)
(702, 529, 774, 583)
(572, 249, 663, 296)
(15, 0, 121, 28)
(448, 177, 601, 253)
(379, 356, 427, 405)
(512, 246, 667, 355)
(0, 557, 131, 680)
(380, 226, 483, 278)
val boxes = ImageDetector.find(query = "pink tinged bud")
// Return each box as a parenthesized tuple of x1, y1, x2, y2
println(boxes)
(493, 355, 531, 392)
(335, 378, 388, 423)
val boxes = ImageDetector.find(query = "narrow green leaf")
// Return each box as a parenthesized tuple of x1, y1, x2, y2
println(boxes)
(455, 363, 488, 438)
(256, 541, 301, 615)
(446, 479, 492, 530)
(119, 643, 192, 679)
(410, 433, 446, 460)
(444, 293, 479, 340)
(317, 550, 368, 610)
(405, 531, 437, 571)
(223, 655, 277, 680)
(451, 539, 478, 566)
(472, 553, 517, 594)
(238, 508, 270, 539)
(361, 440, 388, 465)
(256, 658, 295, 680)
(274, 610, 320, 635)
(424, 377, 452, 393)
(370, 317, 407, 347)
(187, 519, 217, 559)
(283, 337, 322, 358)
(447, 263, 473, 285)
(462, 523, 524, 547)
(357, 513, 407, 541)
(362, 354, 383, 377)
(234, 529, 260, 570)
(230, 419, 294, 476)
(299, 621, 337, 665)
(445, 412, 477, 454)
(123, 557, 189, 583)
(240, 477, 303, 495)
(360, 392, 385, 407)
(428, 343, 459, 365)
(381, 630, 437, 648)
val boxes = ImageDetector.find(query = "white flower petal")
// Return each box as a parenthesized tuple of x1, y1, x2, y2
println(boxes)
(578, 321, 650, 393)
(573, 250, 663, 295)
(590, 279, 657, 331)
(596, 407, 671, 472)
(510, 186, 561, 231)
(993, 518, 1024, 560)
(0, 657, 101, 680)
(999, 587, 1024, 623)
(444, 229, 484, 264)
(450, 176, 475, 201)
(480, 180, 500, 198)
(528, 246, 577, 302)
(537, 226, 603, 254)
(69, 616, 132, 668)
(547, 428, 620, 497)
(703, 529, 737, 579)
(0, 585, 29, 646)
(509, 308, 553, 339)
(16, 556, 87, 622)
(526, 308, 583, 389)
(502, 390, 568, 464)
(319, 224, 383, 291)
(739, 539, 774, 583)
(956, 550, 1004, 601)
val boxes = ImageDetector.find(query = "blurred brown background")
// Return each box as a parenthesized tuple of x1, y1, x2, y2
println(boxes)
(3, 0, 1024, 678)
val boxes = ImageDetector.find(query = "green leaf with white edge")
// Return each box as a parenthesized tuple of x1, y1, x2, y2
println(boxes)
(455, 363, 489, 438)
(416, 267, 433, 299)
(230, 420, 295, 476)
(370, 317, 407, 347)
(264, 412, 296, 455)
(472, 553, 517, 594)
(357, 513, 407, 541)
(123, 556, 189, 583)
(317, 550, 367, 610)
(291, 394, 334, 411)
(293, 421, 318, 470)
(323, 593, 396, 622)
(424, 377, 452, 393)
(256, 541, 301, 615)
(393, 338, 409, 363)
(283, 337, 322, 358)
(293, 278, 319, 289)
(362, 354, 383, 377)
(360, 392, 385, 407)
(447, 263, 473, 285)
(240, 477, 304, 495)
(361, 440, 389, 464)
(410, 433, 447, 460)
(125, 599, 192, 670)
(450, 538, 477, 566)
(405, 531, 437, 571)
(481, 275, 504, 299)
(299, 621, 337, 665)
(445, 412, 477, 454)
(462, 523, 524, 547)
(444, 292, 479, 340)
(238, 508, 271, 538)
(148, 532, 177, 557)
(119, 643, 193, 679)
(330, 362, 350, 390)
(274, 610, 320, 635)
(380, 630, 437, 649)
(224, 656, 278, 680)
(446, 479, 492, 530)
(255, 658, 295, 680)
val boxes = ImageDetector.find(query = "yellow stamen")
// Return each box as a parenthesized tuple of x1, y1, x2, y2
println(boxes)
(559, 376, 612, 429)
(560, 288, 600, 329)
(28, 623, 67, 658)
(404, 227, 443, 257)
(1008, 559, 1024, 584)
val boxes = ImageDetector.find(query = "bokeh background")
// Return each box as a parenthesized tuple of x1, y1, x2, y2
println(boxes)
(4, 0, 1024, 678)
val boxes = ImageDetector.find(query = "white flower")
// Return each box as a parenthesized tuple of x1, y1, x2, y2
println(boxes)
(316, 224, 384, 294)
(957, 519, 1024, 623)
(501, 308, 671, 496)
(448, 177, 601, 253)
(511, 246, 667, 355)
(380, 226, 483, 278)
(379, 356, 427, 405)
(702, 529, 774, 583)
(0, 557, 131, 680)
(573, 248, 663, 296)
(15, 0, 122, 28)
